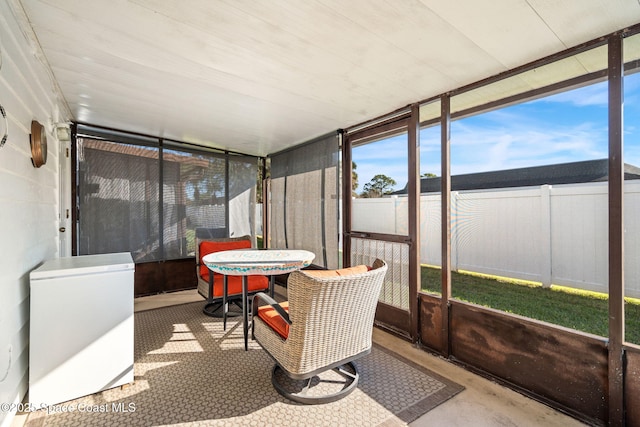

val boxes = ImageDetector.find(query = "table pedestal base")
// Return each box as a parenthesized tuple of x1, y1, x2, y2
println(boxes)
(203, 301, 242, 318)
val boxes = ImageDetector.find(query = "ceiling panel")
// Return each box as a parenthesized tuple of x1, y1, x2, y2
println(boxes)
(16, 0, 640, 156)
(423, 0, 571, 70)
(529, 0, 640, 47)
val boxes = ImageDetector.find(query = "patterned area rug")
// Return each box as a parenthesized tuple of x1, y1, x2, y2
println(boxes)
(25, 302, 463, 426)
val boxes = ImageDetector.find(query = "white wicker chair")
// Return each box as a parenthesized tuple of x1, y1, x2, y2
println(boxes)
(251, 259, 387, 404)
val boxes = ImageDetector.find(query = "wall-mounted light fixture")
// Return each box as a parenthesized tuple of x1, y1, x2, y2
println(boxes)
(30, 120, 47, 168)
(55, 123, 71, 142)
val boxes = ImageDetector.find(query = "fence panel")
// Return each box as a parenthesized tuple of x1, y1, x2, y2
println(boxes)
(453, 188, 544, 283)
(352, 197, 397, 234)
(550, 183, 609, 293)
(352, 181, 640, 298)
(420, 194, 442, 267)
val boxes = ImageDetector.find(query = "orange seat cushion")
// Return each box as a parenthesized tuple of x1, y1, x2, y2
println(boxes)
(205, 273, 269, 297)
(199, 239, 269, 296)
(304, 264, 369, 278)
(258, 301, 290, 339)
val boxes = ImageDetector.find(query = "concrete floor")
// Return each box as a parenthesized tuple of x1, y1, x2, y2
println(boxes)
(373, 330, 586, 427)
(12, 289, 588, 427)
(135, 289, 587, 427)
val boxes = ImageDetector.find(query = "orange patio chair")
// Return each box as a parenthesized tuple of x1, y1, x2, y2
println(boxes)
(195, 233, 270, 329)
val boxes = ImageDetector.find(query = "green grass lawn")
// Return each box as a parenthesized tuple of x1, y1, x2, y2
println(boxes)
(421, 266, 640, 344)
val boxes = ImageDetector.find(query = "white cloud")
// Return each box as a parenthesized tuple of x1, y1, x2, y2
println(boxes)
(449, 119, 607, 174)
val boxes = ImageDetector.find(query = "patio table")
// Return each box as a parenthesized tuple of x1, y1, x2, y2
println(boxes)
(203, 249, 315, 350)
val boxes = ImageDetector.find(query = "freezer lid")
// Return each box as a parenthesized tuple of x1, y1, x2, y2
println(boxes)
(30, 253, 134, 280)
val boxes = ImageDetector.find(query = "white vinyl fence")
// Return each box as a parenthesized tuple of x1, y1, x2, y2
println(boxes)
(352, 181, 640, 298)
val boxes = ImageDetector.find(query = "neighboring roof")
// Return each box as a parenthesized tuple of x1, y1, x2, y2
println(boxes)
(392, 159, 640, 194)
(82, 138, 210, 167)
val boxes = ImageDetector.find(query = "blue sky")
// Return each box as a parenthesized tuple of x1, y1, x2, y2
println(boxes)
(352, 73, 640, 194)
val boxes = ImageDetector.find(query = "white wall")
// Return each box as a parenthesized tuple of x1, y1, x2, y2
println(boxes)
(0, 2, 70, 425)
(353, 181, 640, 298)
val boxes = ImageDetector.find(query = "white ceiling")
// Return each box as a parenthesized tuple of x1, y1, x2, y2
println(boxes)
(17, 0, 640, 156)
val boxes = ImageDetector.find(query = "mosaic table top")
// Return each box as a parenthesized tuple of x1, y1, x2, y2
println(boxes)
(203, 249, 315, 275)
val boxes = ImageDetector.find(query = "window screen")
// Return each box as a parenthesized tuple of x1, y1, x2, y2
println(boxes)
(77, 137, 160, 262)
(162, 147, 226, 259)
(76, 129, 259, 262)
(229, 155, 259, 239)
(270, 131, 340, 268)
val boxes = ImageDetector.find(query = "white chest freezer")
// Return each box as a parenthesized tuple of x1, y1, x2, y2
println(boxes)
(29, 252, 134, 406)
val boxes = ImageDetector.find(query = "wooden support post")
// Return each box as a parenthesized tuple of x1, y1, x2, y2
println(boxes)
(608, 33, 625, 427)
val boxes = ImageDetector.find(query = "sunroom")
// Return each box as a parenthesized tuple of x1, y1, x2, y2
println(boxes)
(1, 1, 640, 426)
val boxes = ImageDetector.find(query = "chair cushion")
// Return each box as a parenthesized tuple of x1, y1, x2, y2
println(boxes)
(199, 239, 252, 279)
(257, 301, 290, 339)
(199, 239, 268, 296)
(207, 273, 269, 297)
(303, 264, 369, 278)
(199, 270, 269, 297)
